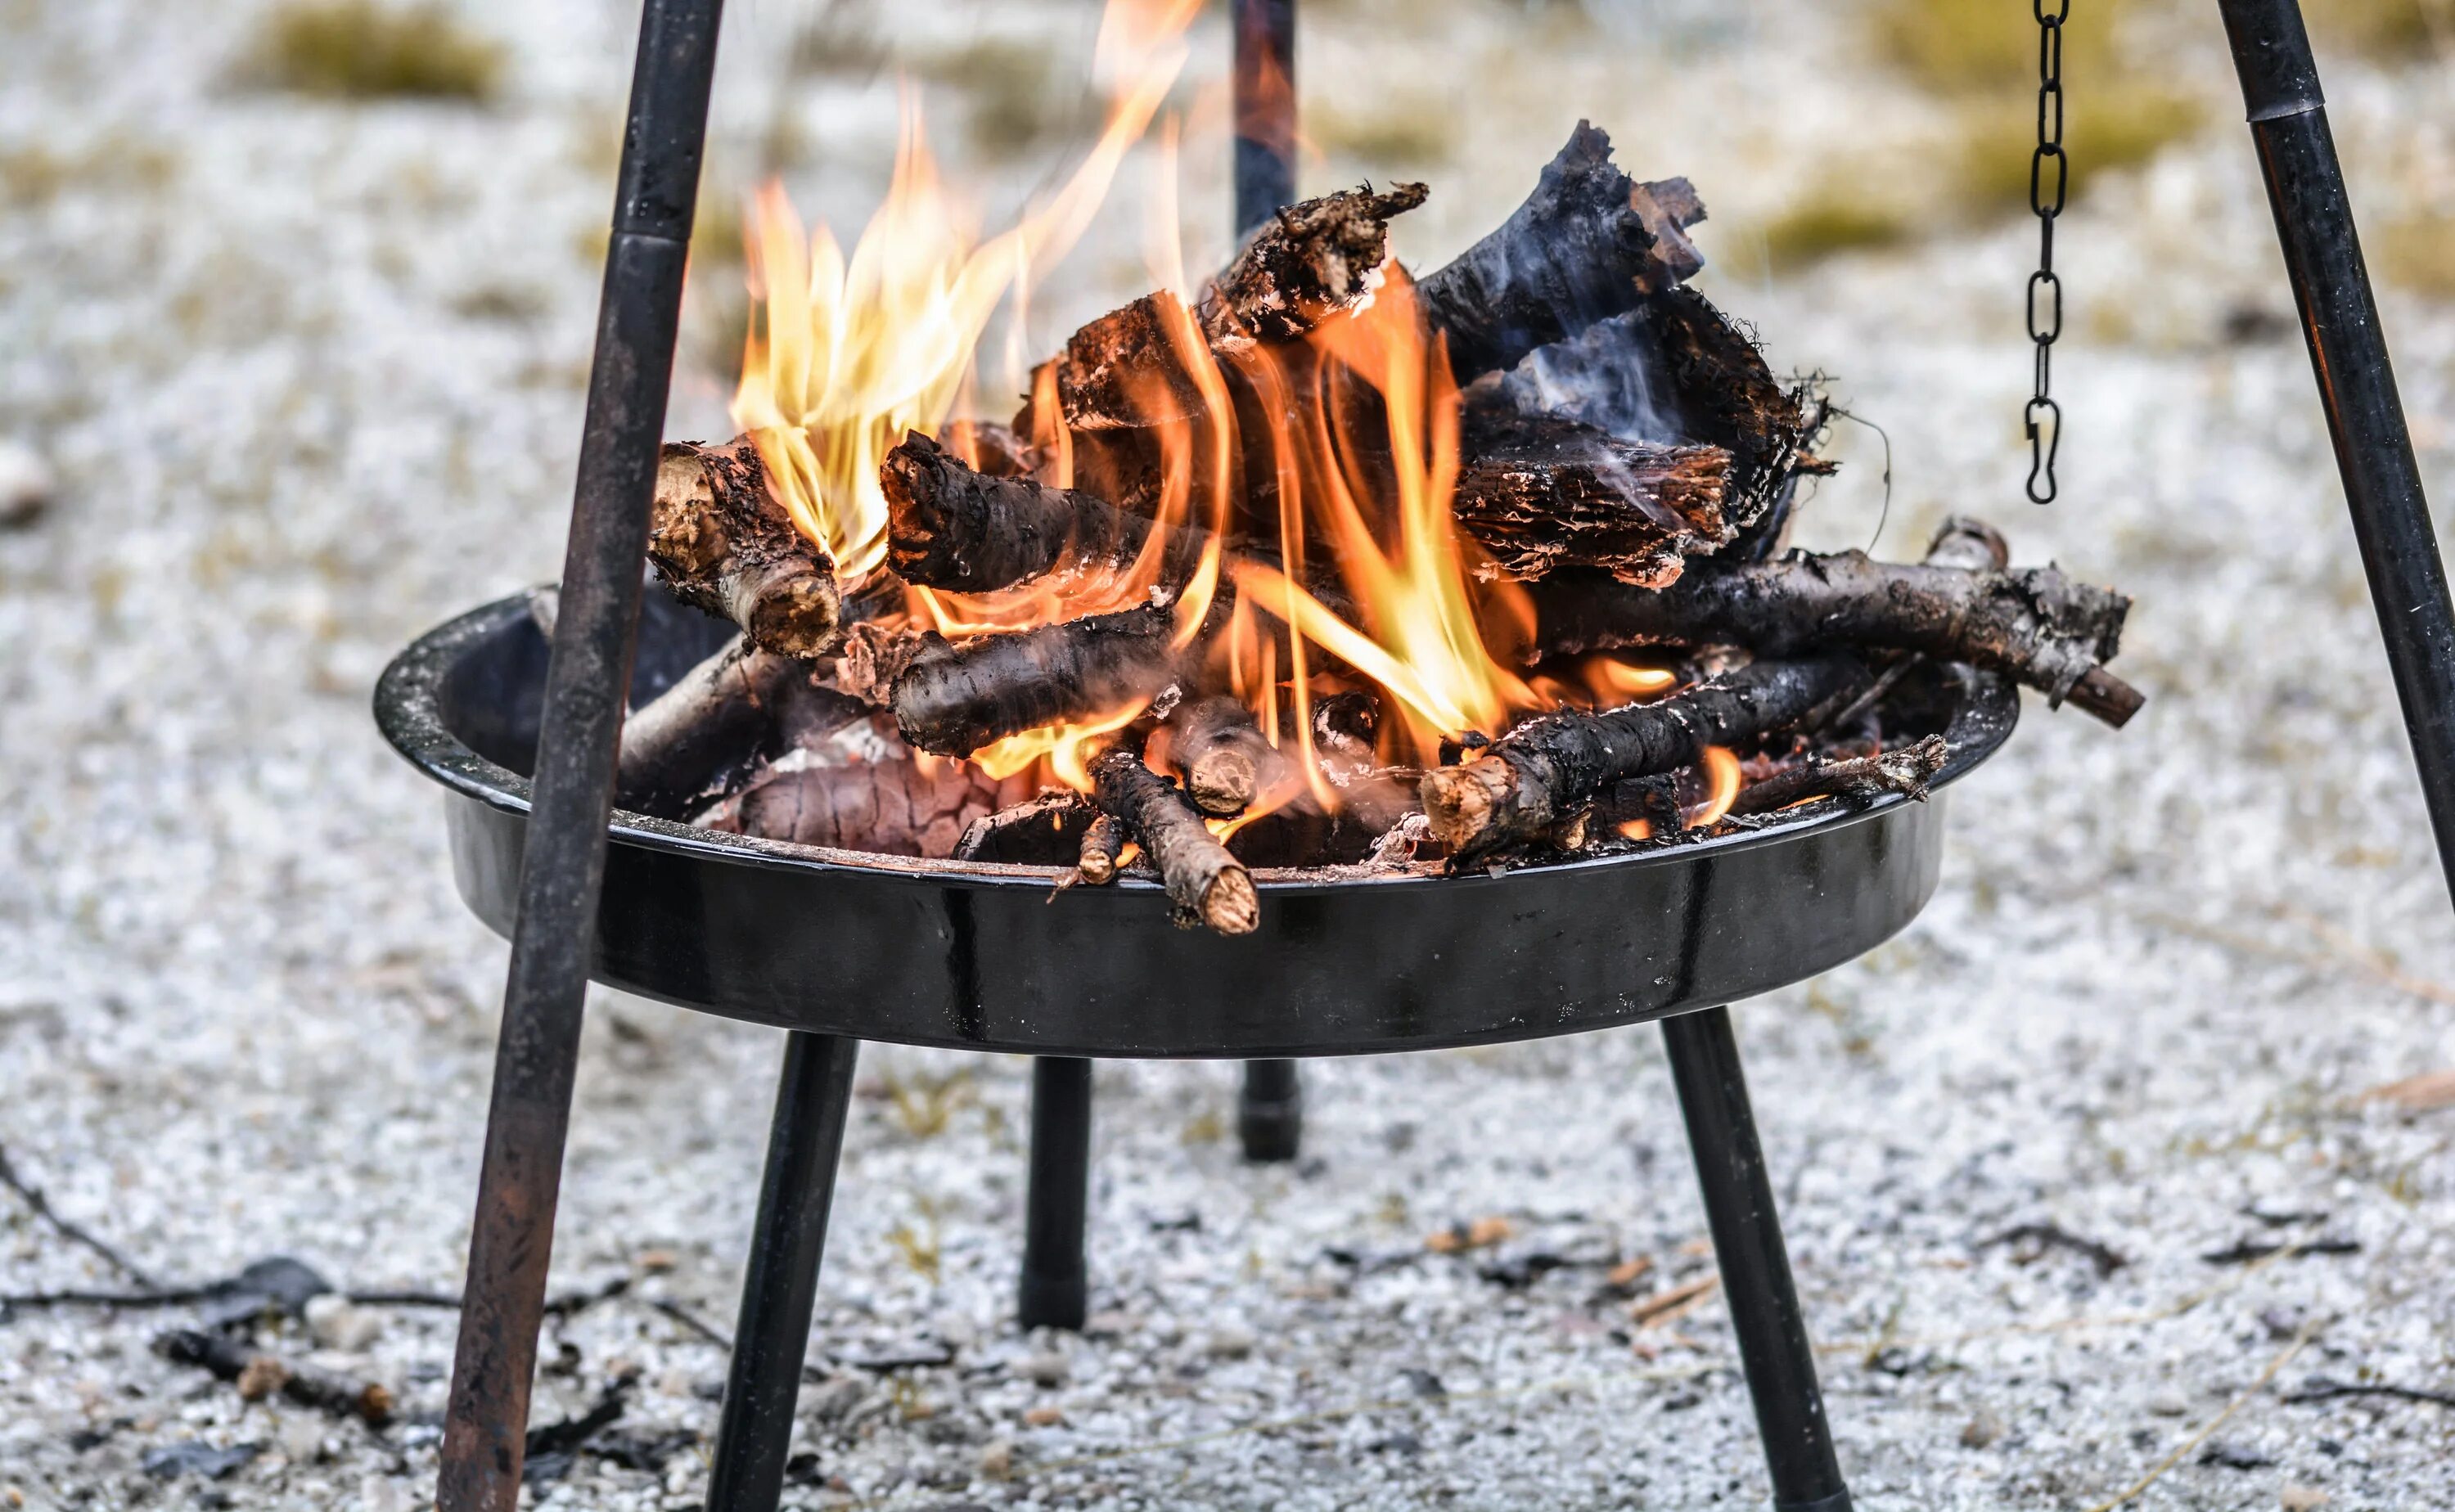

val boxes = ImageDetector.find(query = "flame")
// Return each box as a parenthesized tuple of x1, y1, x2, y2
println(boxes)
(730, 0, 1199, 578)
(1616, 817, 1652, 842)
(1687, 746, 1741, 829)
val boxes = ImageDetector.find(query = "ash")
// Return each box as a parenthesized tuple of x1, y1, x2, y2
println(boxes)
(6, 2, 2455, 1510)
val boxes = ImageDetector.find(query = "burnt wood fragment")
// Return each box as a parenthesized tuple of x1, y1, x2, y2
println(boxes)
(882, 431, 1206, 593)
(1420, 651, 1874, 863)
(954, 790, 1095, 865)
(617, 637, 799, 817)
(890, 605, 1191, 758)
(709, 750, 1009, 858)
(1089, 747, 1258, 934)
(648, 438, 843, 657)
(1454, 402, 1737, 585)
(1725, 733, 1949, 818)
(1169, 695, 1282, 816)
(1076, 810, 1131, 884)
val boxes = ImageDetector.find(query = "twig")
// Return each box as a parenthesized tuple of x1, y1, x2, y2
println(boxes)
(1979, 1222, 2129, 1276)
(0, 1142, 161, 1288)
(2080, 1315, 2323, 1512)
(646, 1297, 733, 1350)
(2201, 1238, 2360, 1266)
(2283, 1379, 2455, 1410)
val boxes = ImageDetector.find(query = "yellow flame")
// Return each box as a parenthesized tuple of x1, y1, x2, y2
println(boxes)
(729, 0, 1198, 578)
(1687, 746, 1741, 829)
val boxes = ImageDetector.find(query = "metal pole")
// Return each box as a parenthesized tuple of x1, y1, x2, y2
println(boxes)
(1661, 1007, 1852, 1512)
(1233, 0, 1305, 1164)
(2218, 0, 2455, 907)
(1019, 1057, 1093, 1330)
(435, 4, 724, 1506)
(706, 1033, 860, 1512)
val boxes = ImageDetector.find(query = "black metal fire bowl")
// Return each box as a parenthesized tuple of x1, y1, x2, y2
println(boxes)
(376, 591, 2017, 1060)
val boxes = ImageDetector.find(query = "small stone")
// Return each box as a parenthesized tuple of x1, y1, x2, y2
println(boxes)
(2146, 1391, 2191, 1418)
(1022, 1405, 1065, 1428)
(1204, 1324, 1256, 1360)
(304, 1294, 383, 1352)
(635, 1249, 678, 1272)
(277, 1415, 326, 1464)
(2280, 1488, 2329, 1511)
(802, 1376, 865, 1424)
(0, 441, 52, 529)
(1959, 1408, 2003, 1449)
(1082, 1310, 1138, 1339)
(978, 1439, 1015, 1478)
(1016, 1352, 1070, 1388)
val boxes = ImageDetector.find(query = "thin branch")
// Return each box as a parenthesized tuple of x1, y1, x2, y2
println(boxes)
(0, 1141, 161, 1288)
(2081, 1316, 2323, 1512)
(2284, 1379, 2455, 1410)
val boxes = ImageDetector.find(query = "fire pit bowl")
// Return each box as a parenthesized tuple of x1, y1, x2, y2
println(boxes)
(377, 589, 2017, 1060)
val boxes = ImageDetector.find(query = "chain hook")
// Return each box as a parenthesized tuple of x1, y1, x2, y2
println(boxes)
(2024, 1, 2067, 503)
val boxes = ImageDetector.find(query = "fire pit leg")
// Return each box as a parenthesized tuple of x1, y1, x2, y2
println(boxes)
(1019, 1057, 1092, 1330)
(1662, 1006, 1853, 1512)
(1237, 1059, 1304, 1163)
(2218, 0, 2455, 907)
(435, 4, 723, 1509)
(705, 1032, 859, 1512)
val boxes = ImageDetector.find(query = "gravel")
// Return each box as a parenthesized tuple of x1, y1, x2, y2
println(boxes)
(7, 2, 2455, 1510)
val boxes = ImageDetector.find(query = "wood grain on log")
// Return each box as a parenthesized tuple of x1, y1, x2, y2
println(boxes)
(649, 437, 843, 657)
(1454, 402, 1737, 585)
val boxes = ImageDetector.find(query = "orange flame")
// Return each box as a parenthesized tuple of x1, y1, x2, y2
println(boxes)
(1688, 746, 1741, 829)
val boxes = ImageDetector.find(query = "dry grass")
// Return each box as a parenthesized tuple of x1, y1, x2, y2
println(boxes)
(2301, 0, 2455, 57)
(1947, 82, 2207, 215)
(1754, 187, 1917, 273)
(244, 1, 504, 102)
(2376, 213, 2455, 299)
(1870, 0, 2126, 92)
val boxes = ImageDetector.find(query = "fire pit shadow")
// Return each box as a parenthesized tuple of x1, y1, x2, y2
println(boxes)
(378, 592, 2017, 1059)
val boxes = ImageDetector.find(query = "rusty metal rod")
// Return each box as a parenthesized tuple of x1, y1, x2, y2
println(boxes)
(435, 3, 724, 1507)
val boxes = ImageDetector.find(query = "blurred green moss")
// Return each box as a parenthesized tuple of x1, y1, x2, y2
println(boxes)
(1755, 188, 1917, 273)
(245, 1, 504, 102)
(1947, 81, 2206, 214)
(2301, 0, 2455, 57)
(908, 37, 1082, 162)
(1870, 0, 2125, 91)
(1311, 93, 1462, 171)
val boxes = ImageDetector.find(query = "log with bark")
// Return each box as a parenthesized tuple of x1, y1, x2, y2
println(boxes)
(1089, 747, 1258, 933)
(1076, 810, 1130, 884)
(1417, 123, 1705, 382)
(617, 637, 800, 817)
(648, 437, 843, 657)
(953, 790, 1095, 864)
(704, 744, 1017, 858)
(1528, 539, 2141, 725)
(1724, 732, 1949, 819)
(882, 431, 1208, 593)
(1420, 651, 1874, 864)
(155, 1329, 393, 1425)
(1168, 695, 1284, 816)
(890, 604, 1194, 758)
(1453, 400, 1738, 585)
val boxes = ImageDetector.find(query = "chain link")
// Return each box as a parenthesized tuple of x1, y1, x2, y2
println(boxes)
(2025, 0, 2067, 504)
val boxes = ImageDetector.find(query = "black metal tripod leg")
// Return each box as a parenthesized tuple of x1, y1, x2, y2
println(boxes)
(2218, 0, 2455, 907)
(705, 1033, 860, 1512)
(1662, 1007, 1852, 1512)
(1019, 1057, 1092, 1331)
(1237, 1059, 1304, 1162)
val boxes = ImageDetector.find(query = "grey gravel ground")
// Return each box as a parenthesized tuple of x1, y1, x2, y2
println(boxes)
(7, 2, 2455, 1509)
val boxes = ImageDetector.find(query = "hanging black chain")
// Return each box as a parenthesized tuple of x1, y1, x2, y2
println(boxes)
(2025, 0, 2067, 503)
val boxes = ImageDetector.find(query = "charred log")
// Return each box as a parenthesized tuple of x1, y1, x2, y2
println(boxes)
(1726, 733, 1949, 818)
(618, 637, 798, 817)
(649, 438, 843, 658)
(954, 790, 1095, 865)
(1089, 747, 1257, 933)
(818, 619, 930, 709)
(1420, 651, 1874, 863)
(891, 605, 1191, 758)
(1170, 695, 1283, 816)
(1529, 544, 2139, 723)
(1417, 123, 1703, 381)
(1201, 182, 1430, 346)
(882, 431, 1207, 593)
(1454, 402, 1738, 585)
(1077, 811, 1131, 884)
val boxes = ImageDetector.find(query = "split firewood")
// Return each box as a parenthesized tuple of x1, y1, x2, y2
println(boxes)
(1088, 747, 1258, 934)
(953, 790, 1095, 865)
(1421, 651, 1874, 863)
(1724, 733, 1949, 819)
(890, 604, 1193, 758)
(1529, 541, 2141, 725)
(1029, 183, 1428, 434)
(1076, 811, 1130, 884)
(882, 431, 1207, 593)
(649, 437, 843, 657)
(1453, 401, 1738, 585)
(1169, 695, 1283, 816)
(1417, 123, 1704, 382)
(155, 1329, 393, 1425)
(617, 637, 800, 817)
(705, 748, 1014, 858)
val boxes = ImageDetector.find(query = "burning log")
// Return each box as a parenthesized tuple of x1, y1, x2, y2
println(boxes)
(1169, 695, 1283, 817)
(155, 1329, 393, 1425)
(882, 431, 1207, 593)
(890, 605, 1191, 758)
(1076, 811, 1130, 884)
(1725, 733, 1949, 819)
(618, 637, 799, 816)
(1453, 403, 1737, 585)
(1420, 651, 1874, 863)
(819, 619, 930, 708)
(953, 790, 1095, 865)
(1528, 536, 2141, 725)
(649, 438, 843, 658)
(1309, 691, 1419, 832)
(1417, 123, 1705, 382)
(1089, 747, 1257, 933)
